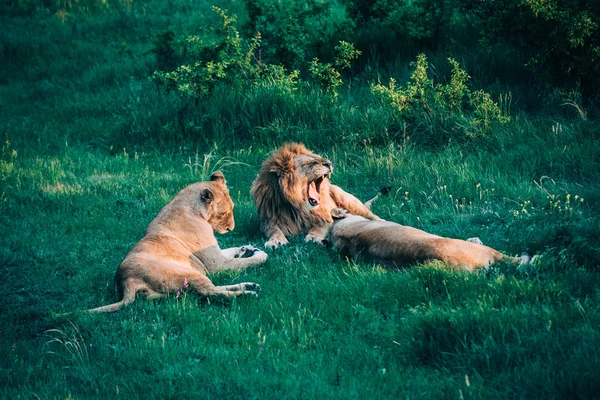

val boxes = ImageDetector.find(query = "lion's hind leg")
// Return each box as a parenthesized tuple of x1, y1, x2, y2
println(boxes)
(364, 186, 392, 210)
(172, 269, 260, 299)
(215, 282, 261, 297)
(466, 238, 534, 265)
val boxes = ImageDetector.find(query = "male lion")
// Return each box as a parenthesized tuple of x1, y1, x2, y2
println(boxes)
(251, 143, 381, 249)
(328, 208, 532, 270)
(88, 171, 267, 313)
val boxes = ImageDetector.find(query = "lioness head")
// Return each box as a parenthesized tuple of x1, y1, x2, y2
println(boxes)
(200, 171, 235, 234)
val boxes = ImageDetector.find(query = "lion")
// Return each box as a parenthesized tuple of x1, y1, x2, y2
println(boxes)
(250, 142, 381, 249)
(88, 171, 267, 313)
(328, 208, 533, 270)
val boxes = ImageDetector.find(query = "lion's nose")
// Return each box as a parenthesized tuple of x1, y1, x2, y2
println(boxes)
(322, 161, 332, 171)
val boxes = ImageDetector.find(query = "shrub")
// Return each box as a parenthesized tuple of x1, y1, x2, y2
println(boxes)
(371, 54, 509, 145)
(243, 0, 354, 69)
(459, 0, 600, 96)
(309, 41, 361, 97)
(344, 0, 599, 98)
(152, 7, 303, 102)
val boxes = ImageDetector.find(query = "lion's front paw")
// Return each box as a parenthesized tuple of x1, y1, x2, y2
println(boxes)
(236, 245, 259, 258)
(250, 249, 268, 262)
(265, 237, 288, 250)
(305, 234, 327, 246)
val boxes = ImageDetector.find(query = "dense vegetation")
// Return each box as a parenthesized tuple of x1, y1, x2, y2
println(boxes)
(1, 0, 599, 398)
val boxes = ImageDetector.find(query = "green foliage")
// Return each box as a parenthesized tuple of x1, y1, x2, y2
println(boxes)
(152, 7, 302, 102)
(352, 0, 456, 46)
(243, 0, 354, 68)
(2, 0, 135, 19)
(343, 0, 600, 97)
(309, 41, 361, 96)
(459, 0, 600, 94)
(309, 58, 343, 96)
(151, 29, 177, 72)
(152, 7, 248, 99)
(469, 90, 509, 133)
(372, 54, 508, 144)
(334, 40, 362, 70)
(150, 8, 364, 144)
(0, 134, 17, 182)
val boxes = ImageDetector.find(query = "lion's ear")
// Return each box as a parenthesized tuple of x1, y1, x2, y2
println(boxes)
(210, 171, 226, 185)
(269, 166, 285, 176)
(200, 187, 213, 204)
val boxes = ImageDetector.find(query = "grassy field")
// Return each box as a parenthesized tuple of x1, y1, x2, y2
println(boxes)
(2, 1, 600, 398)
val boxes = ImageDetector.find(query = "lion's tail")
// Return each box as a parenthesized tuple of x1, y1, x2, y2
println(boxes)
(87, 287, 135, 313)
(517, 249, 540, 265)
(364, 186, 392, 210)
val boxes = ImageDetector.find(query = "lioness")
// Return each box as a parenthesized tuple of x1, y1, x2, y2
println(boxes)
(88, 171, 267, 313)
(328, 208, 531, 270)
(251, 143, 381, 249)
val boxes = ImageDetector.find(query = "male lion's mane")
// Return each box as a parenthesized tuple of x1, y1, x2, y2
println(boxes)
(251, 143, 323, 237)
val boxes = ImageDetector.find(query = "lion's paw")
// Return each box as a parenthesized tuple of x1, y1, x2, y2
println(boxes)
(241, 282, 261, 295)
(250, 249, 268, 262)
(236, 245, 259, 258)
(305, 234, 327, 246)
(265, 237, 288, 250)
(330, 208, 348, 219)
(466, 237, 484, 245)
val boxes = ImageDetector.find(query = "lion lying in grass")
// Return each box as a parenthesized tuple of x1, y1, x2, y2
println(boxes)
(328, 208, 532, 270)
(88, 171, 267, 313)
(251, 143, 381, 249)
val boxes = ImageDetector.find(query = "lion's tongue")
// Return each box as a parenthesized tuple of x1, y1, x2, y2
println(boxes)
(308, 181, 321, 205)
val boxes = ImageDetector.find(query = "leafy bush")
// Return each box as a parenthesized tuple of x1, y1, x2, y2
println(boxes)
(152, 7, 303, 102)
(342, 0, 599, 99)
(371, 54, 508, 145)
(347, 0, 455, 47)
(309, 41, 361, 97)
(459, 0, 600, 95)
(243, 0, 354, 68)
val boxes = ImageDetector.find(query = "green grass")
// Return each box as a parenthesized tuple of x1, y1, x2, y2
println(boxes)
(2, 1, 600, 399)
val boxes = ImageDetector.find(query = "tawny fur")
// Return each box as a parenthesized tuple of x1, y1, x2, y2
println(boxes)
(88, 171, 267, 313)
(251, 143, 381, 249)
(328, 209, 527, 271)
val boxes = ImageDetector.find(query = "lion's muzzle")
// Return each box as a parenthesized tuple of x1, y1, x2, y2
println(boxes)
(306, 159, 332, 208)
(308, 177, 322, 207)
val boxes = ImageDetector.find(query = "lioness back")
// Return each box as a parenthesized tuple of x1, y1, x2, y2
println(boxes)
(329, 212, 518, 270)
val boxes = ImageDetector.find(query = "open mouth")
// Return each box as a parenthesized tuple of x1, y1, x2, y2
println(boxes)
(307, 175, 328, 207)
